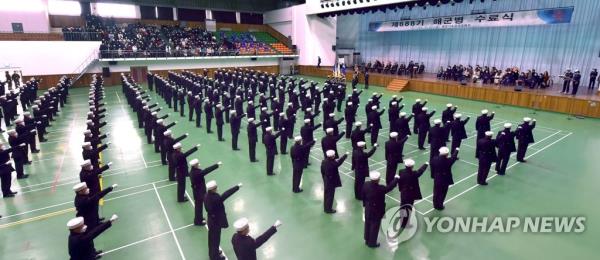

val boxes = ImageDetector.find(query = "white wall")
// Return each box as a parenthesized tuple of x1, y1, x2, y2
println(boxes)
(90, 58, 280, 73)
(0, 41, 100, 75)
(0, 0, 50, 33)
(291, 4, 337, 66)
(264, 6, 293, 38)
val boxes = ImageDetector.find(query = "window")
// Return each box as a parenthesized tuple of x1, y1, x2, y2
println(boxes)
(95, 3, 137, 18)
(48, 0, 82, 16)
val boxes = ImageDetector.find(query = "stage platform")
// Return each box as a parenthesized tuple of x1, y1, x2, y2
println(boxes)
(299, 65, 600, 118)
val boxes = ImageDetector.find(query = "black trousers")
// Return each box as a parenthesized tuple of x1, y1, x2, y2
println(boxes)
(188, 106, 194, 121)
(249, 140, 257, 161)
(345, 122, 352, 138)
(364, 214, 382, 246)
(433, 182, 449, 209)
(516, 142, 529, 161)
(386, 160, 399, 184)
(418, 130, 427, 149)
(354, 173, 366, 200)
(161, 150, 167, 165)
(589, 79, 596, 89)
(177, 177, 186, 202)
(324, 187, 335, 212)
(207, 224, 222, 260)
(14, 159, 25, 178)
(174, 102, 178, 112)
(1, 172, 11, 195)
(266, 152, 275, 175)
(292, 164, 303, 192)
(154, 137, 160, 153)
(232, 132, 239, 150)
(193, 191, 205, 225)
(451, 138, 462, 152)
(496, 153, 510, 175)
(196, 112, 202, 127)
(206, 118, 212, 133)
(562, 81, 570, 93)
(180, 104, 184, 117)
(371, 128, 379, 145)
(217, 124, 223, 141)
(477, 159, 493, 184)
(168, 165, 176, 181)
(280, 137, 288, 154)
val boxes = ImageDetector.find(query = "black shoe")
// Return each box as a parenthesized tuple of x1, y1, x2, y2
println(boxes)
(435, 206, 445, 210)
(25, 161, 32, 165)
(367, 243, 381, 248)
(178, 197, 189, 202)
(325, 209, 337, 214)
(251, 160, 259, 163)
(479, 182, 488, 186)
(95, 255, 102, 259)
(194, 220, 206, 226)
(3, 194, 15, 198)
(32, 150, 40, 153)
(233, 148, 240, 151)
(293, 189, 303, 193)
(17, 174, 29, 179)
(281, 152, 288, 155)
(517, 159, 527, 163)
(40, 138, 48, 142)
(99, 217, 105, 222)
(95, 250, 103, 255)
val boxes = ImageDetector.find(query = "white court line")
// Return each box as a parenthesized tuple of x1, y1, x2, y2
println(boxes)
(420, 131, 571, 215)
(415, 129, 563, 206)
(100, 224, 194, 256)
(153, 183, 187, 260)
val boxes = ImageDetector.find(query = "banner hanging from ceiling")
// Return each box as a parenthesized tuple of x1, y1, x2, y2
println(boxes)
(369, 7, 574, 32)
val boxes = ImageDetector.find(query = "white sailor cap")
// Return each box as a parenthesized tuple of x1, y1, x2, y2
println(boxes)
(369, 171, 381, 181)
(326, 128, 334, 134)
(357, 141, 366, 147)
(15, 118, 23, 124)
(23, 112, 30, 116)
(447, 103, 453, 108)
(392, 95, 397, 99)
(523, 117, 532, 122)
(329, 113, 335, 117)
(248, 101, 253, 104)
(422, 107, 428, 111)
(439, 147, 450, 155)
(67, 217, 85, 230)
(326, 150, 336, 157)
(454, 113, 462, 118)
(400, 112, 407, 117)
(304, 119, 311, 123)
(73, 182, 87, 192)
(485, 131, 494, 137)
(206, 180, 217, 190)
(189, 159, 199, 167)
(371, 105, 377, 110)
(294, 136, 302, 142)
(416, 99, 421, 103)
(216, 104, 222, 108)
(391, 102, 397, 106)
(83, 130, 91, 135)
(173, 142, 182, 149)
(390, 132, 398, 138)
(163, 130, 172, 136)
(279, 112, 285, 116)
(81, 160, 92, 167)
(82, 142, 92, 148)
(261, 107, 267, 111)
(234, 217, 249, 232)
(156, 119, 164, 124)
(404, 159, 415, 167)
(306, 108, 312, 112)
(266, 127, 273, 132)
(504, 123, 512, 128)
(354, 121, 362, 127)
(481, 109, 489, 114)
(248, 118, 255, 123)
(323, 98, 328, 101)
(347, 102, 353, 106)
(151, 112, 157, 116)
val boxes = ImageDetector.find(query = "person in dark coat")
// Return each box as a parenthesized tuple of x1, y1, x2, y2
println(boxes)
(415, 107, 435, 149)
(344, 101, 358, 138)
(350, 121, 372, 150)
(67, 215, 117, 260)
(431, 147, 459, 210)
(0, 144, 16, 197)
(396, 159, 428, 228)
(321, 150, 348, 213)
(475, 109, 495, 157)
(205, 181, 242, 260)
(215, 104, 227, 141)
(428, 119, 449, 160)
(449, 113, 470, 151)
(516, 117, 536, 162)
(79, 160, 111, 196)
(8, 129, 31, 178)
(384, 132, 409, 184)
(290, 136, 315, 193)
(172, 143, 200, 202)
(230, 110, 246, 150)
(362, 171, 399, 248)
(321, 128, 345, 158)
(81, 142, 109, 169)
(352, 141, 377, 200)
(204, 99, 214, 134)
(411, 99, 427, 133)
(189, 159, 221, 226)
(231, 218, 281, 260)
(73, 182, 116, 229)
(367, 106, 385, 145)
(277, 113, 290, 154)
(263, 127, 284, 175)
(496, 123, 516, 175)
(441, 104, 457, 125)
(477, 131, 498, 185)
(300, 119, 321, 167)
(247, 118, 264, 162)
(392, 112, 413, 138)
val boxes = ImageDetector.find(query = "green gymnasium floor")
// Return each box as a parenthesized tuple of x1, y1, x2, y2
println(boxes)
(1, 75, 599, 260)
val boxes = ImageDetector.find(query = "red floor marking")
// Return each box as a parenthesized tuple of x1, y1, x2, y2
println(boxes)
(51, 113, 77, 193)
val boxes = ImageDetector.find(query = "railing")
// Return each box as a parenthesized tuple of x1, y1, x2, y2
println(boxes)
(72, 49, 99, 84)
(98, 49, 297, 59)
(63, 31, 102, 41)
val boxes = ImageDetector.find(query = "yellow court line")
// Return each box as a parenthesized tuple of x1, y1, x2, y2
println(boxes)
(0, 208, 75, 229)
